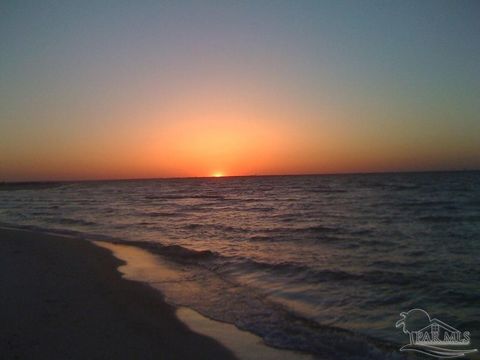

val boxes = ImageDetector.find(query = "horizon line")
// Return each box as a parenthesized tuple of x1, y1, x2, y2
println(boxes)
(2, 168, 479, 184)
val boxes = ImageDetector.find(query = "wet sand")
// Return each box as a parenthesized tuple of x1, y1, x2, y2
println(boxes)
(0, 227, 236, 360)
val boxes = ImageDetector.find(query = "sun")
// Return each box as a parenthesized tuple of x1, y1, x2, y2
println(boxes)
(212, 171, 224, 177)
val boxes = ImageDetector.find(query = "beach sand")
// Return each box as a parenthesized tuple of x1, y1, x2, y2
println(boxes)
(0, 227, 236, 360)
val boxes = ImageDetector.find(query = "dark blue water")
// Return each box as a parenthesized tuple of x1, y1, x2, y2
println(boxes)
(1, 172, 479, 359)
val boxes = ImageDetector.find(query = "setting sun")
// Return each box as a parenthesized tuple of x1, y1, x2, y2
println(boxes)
(212, 172, 224, 178)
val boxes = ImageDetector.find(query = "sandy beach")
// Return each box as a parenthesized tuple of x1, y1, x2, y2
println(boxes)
(0, 227, 236, 360)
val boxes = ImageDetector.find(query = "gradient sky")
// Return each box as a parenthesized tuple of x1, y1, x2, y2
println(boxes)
(1, 0, 479, 181)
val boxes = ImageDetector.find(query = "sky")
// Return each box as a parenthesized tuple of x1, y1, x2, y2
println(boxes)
(1, 0, 479, 181)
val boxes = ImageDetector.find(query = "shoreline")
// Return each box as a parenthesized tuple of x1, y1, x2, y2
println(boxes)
(0, 224, 407, 360)
(0, 227, 236, 359)
(95, 240, 314, 360)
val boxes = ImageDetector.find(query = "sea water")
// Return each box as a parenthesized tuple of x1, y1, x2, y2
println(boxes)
(1, 172, 478, 359)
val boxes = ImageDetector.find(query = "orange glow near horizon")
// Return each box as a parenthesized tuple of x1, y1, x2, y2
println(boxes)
(2, 2, 480, 182)
(1, 62, 479, 182)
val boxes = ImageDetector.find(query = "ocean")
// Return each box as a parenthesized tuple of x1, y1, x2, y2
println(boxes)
(1, 171, 479, 359)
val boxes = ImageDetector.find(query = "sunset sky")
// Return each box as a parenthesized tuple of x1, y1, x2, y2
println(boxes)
(1, 1, 479, 181)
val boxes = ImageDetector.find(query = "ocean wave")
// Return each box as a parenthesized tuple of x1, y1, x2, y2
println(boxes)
(93, 237, 418, 287)
(144, 194, 226, 200)
(396, 200, 452, 208)
(144, 211, 183, 218)
(418, 215, 459, 223)
(369, 259, 420, 269)
(105, 239, 217, 262)
(154, 244, 216, 260)
(309, 187, 347, 193)
(259, 224, 341, 235)
(242, 206, 276, 212)
(361, 181, 419, 191)
(302, 224, 341, 233)
(53, 217, 97, 227)
(181, 223, 250, 233)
